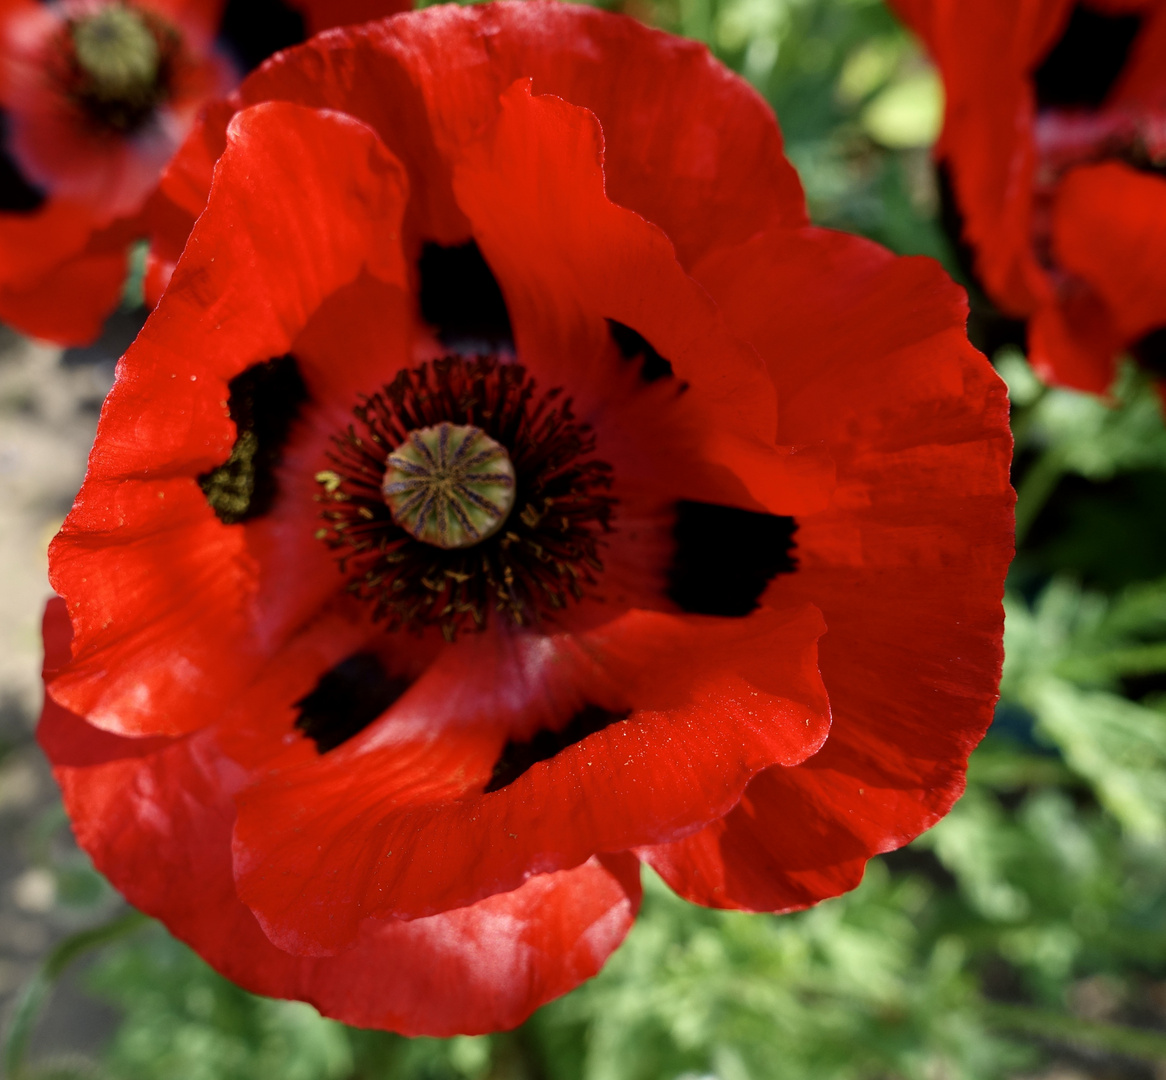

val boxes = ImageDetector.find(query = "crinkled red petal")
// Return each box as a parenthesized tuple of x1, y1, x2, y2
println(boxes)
(231, 603, 829, 953)
(154, 1, 805, 273)
(48, 101, 411, 736)
(39, 600, 640, 1037)
(641, 226, 1013, 910)
(447, 78, 830, 517)
(1052, 162, 1166, 342)
(42, 1, 1012, 1004)
(240, 272, 420, 641)
(1028, 287, 1122, 395)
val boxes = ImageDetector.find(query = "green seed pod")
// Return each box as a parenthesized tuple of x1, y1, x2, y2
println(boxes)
(382, 422, 516, 550)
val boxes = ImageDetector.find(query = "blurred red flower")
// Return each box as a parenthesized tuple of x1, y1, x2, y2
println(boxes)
(40, 2, 1014, 1036)
(893, 0, 1166, 394)
(0, 0, 409, 345)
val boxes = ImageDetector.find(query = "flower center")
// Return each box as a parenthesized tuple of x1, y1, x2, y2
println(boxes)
(316, 355, 614, 638)
(65, 3, 172, 133)
(73, 5, 158, 93)
(382, 423, 516, 549)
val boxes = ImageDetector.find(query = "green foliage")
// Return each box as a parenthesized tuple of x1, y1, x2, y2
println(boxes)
(534, 869, 1027, 1080)
(68, 870, 1032, 1080)
(80, 924, 510, 1080)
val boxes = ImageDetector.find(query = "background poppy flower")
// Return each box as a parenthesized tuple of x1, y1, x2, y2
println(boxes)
(0, 0, 409, 346)
(40, 2, 1014, 1035)
(891, 0, 1166, 395)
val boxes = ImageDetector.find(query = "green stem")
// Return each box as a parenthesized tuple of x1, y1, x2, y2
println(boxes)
(1013, 446, 1066, 548)
(983, 1001, 1166, 1061)
(2, 910, 148, 1080)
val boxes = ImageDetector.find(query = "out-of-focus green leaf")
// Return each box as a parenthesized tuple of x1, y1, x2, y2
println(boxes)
(1029, 680, 1166, 841)
(1023, 364, 1166, 481)
(532, 867, 1030, 1080)
(1002, 576, 1166, 839)
(859, 68, 942, 147)
(85, 926, 503, 1080)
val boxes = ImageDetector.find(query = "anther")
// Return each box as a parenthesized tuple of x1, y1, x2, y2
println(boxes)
(382, 422, 516, 550)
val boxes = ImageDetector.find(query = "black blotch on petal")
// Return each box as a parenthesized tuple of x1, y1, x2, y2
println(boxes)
(295, 652, 410, 753)
(1132, 325, 1166, 378)
(667, 501, 797, 617)
(484, 704, 632, 793)
(198, 354, 308, 524)
(607, 319, 675, 382)
(418, 241, 513, 349)
(0, 111, 46, 214)
(1033, 4, 1142, 109)
(217, 0, 307, 73)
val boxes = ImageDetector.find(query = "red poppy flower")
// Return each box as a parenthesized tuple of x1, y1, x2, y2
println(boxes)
(0, 0, 409, 346)
(39, 2, 1014, 1036)
(891, 0, 1166, 394)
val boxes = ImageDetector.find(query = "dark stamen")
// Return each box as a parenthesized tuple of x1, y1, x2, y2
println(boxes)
(216, 0, 306, 73)
(199, 354, 308, 524)
(667, 501, 797, 617)
(418, 242, 513, 350)
(294, 652, 409, 753)
(1033, 4, 1142, 109)
(606, 319, 675, 383)
(484, 704, 631, 792)
(0, 111, 46, 214)
(316, 355, 615, 638)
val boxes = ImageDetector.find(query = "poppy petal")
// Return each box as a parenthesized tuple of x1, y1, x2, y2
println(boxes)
(645, 225, 1012, 910)
(401, 2, 807, 267)
(41, 601, 640, 1036)
(303, 852, 642, 1037)
(154, 2, 804, 278)
(39, 4, 1011, 1027)
(1028, 286, 1121, 395)
(0, 239, 126, 345)
(231, 602, 829, 953)
(48, 100, 410, 736)
(891, 0, 1166, 393)
(0, 199, 99, 290)
(1051, 161, 1166, 342)
(447, 78, 830, 516)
